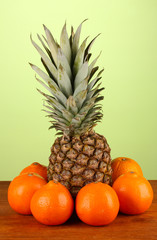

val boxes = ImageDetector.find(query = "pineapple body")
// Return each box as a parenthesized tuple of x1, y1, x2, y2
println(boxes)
(48, 131, 112, 196)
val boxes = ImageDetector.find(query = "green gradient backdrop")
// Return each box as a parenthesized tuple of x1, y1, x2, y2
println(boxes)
(0, 0, 157, 180)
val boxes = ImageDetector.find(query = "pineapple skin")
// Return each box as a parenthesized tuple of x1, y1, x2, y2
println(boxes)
(47, 131, 112, 197)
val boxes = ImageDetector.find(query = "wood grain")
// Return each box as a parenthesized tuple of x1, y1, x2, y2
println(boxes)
(0, 181, 157, 240)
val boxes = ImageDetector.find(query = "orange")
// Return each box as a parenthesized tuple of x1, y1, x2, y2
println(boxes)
(112, 172, 153, 215)
(8, 173, 47, 215)
(30, 180, 74, 225)
(111, 157, 143, 182)
(20, 162, 47, 181)
(75, 182, 119, 226)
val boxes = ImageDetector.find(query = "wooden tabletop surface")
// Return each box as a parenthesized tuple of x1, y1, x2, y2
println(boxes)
(0, 181, 157, 240)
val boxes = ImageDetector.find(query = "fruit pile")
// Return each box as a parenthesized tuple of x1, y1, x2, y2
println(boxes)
(8, 159, 153, 226)
(8, 21, 153, 226)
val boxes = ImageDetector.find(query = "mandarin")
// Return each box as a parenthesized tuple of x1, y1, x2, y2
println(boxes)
(31, 180, 74, 225)
(8, 173, 47, 215)
(112, 172, 153, 214)
(20, 162, 47, 181)
(76, 182, 119, 226)
(111, 157, 143, 182)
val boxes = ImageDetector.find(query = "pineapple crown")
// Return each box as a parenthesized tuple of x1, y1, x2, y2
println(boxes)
(30, 20, 105, 136)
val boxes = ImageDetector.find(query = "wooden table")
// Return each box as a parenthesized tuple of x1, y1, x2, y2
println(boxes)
(0, 181, 157, 240)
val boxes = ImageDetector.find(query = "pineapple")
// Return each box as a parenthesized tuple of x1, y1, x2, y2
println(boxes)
(30, 20, 112, 196)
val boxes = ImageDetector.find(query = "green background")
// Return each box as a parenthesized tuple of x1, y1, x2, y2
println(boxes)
(0, 0, 157, 180)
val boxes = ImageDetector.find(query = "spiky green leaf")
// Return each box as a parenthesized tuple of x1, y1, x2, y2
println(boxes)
(72, 19, 87, 58)
(88, 52, 101, 75)
(57, 48, 72, 79)
(37, 89, 65, 112)
(73, 77, 88, 97)
(60, 23, 71, 64)
(84, 34, 100, 59)
(58, 64, 73, 97)
(86, 83, 102, 100)
(30, 63, 55, 86)
(74, 90, 87, 109)
(31, 65, 67, 105)
(67, 96, 78, 115)
(30, 66, 67, 106)
(61, 109, 74, 122)
(30, 35, 58, 80)
(74, 61, 88, 88)
(43, 25, 58, 66)
(73, 37, 88, 76)
(35, 77, 54, 96)
(88, 69, 104, 91)
(37, 34, 53, 61)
